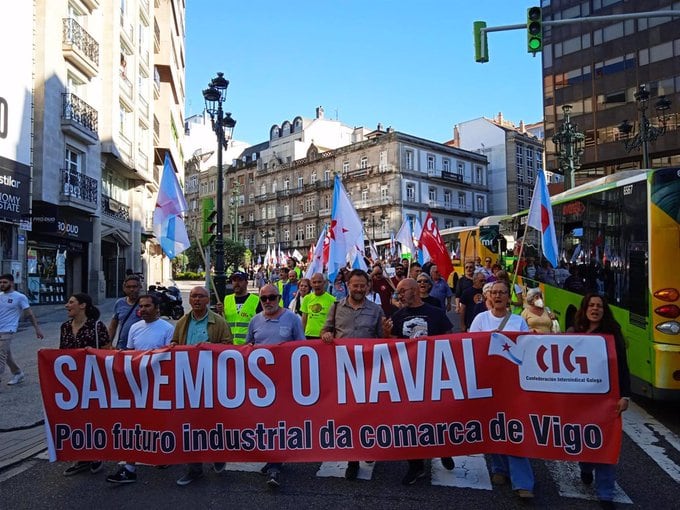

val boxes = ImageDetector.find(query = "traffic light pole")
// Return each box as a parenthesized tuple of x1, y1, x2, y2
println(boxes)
(475, 10, 680, 63)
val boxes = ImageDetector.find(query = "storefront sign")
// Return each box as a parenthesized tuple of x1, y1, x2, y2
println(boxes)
(31, 208, 93, 242)
(39, 333, 623, 465)
(0, 155, 30, 225)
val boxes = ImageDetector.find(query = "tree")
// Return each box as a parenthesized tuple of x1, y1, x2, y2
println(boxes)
(224, 239, 246, 273)
(183, 242, 205, 272)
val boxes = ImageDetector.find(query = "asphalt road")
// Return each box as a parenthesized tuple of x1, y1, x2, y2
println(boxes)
(0, 280, 678, 509)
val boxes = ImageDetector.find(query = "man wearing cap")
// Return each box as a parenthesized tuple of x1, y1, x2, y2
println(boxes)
(222, 271, 261, 345)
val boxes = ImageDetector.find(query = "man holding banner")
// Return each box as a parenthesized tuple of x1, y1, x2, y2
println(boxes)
(384, 278, 456, 485)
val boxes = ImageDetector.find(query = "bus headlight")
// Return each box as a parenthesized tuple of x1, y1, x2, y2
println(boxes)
(656, 321, 680, 335)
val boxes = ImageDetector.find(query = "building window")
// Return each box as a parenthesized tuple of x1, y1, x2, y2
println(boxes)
(311, 172, 317, 184)
(516, 145, 524, 167)
(304, 196, 315, 212)
(444, 190, 451, 206)
(444, 219, 453, 229)
(428, 187, 436, 202)
(272, 180, 277, 193)
(360, 157, 368, 169)
(65, 147, 82, 173)
(283, 228, 290, 241)
(380, 185, 389, 201)
(518, 186, 525, 210)
(342, 161, 350, 174)
(379, 151, 387, 170)
(457, 161, 464, 176)
(526, 147, 534, 160)
(443, 159, 450, 172)
(361, 188, 369, 203)
(248, 193, 254, 204)
(458, 192, 466, 209)
(283, 204, 290, 215)
(248, 212, 254, 222)
(405, 149, 414, 171)
(406, 183, 416, 201)
(296, 227, 304, 241)
(260, 183, 266, 196)
(305, 223, 316, 240)
(427, 154, 435, 172)
(323, 195, 330, 210)
(298, 176, 303, 189)
(475, 165, 483, 184)
(476, 195, 485, 212)
(324, 169, 331, 182)
(283, 178, 289, 190)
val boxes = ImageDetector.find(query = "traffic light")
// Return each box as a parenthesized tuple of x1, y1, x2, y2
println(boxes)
(202, 197, 217, 245)
(473, 21, 488, 63)
(527, 7, 542, 54)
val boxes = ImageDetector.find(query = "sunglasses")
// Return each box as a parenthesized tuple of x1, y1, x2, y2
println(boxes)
(260, 294, 280, 302)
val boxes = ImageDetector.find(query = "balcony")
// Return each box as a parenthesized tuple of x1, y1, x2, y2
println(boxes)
(277, 215, 292, 224)
(436, 171, 464, 183)
(61, 93, 98, 144)
(59, 168, 98, 212)
(428, 199, 473, 214)
(120, 71, 133, 100)
(303, 210, 318, 219)
(62, 18, 99, 79)
(101, 194, 130, 223)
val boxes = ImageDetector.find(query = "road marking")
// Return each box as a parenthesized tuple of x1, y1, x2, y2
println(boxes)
(430, 455, 492, 490)
(623, 401, 680, 484)
(316, 461, 376, 480)
(546, 460, 632, 503)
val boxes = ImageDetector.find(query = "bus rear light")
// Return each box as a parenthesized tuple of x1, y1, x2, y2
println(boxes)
(655, 304, 680, 318)
(656, 321, 680, 335)
(654, 288, 679, 302)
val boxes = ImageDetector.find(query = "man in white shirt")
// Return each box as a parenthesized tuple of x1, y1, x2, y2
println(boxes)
(0, 274, 44, 386)
(106, 294, 174, 484)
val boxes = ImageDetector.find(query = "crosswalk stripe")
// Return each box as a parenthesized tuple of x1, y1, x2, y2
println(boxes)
(430, 455, 492, 490)
(316, 461, 376, 480)
(545, 460, 632, 504)
(623, 402, 680, 484)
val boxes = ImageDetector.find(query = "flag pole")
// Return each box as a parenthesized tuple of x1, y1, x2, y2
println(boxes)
(194, 234, 219, 303)
(510, 219, 530, 309)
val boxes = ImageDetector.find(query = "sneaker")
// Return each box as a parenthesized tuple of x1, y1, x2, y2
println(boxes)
(580, 470, 594, 485)
(401, 465, 426, 485)
(491, 472, 509, 485)
(7, 372, 24, 385)
(63, 461, 91, 476)
(176, 470, 204, 486)
(213, 462, 226, 473)
(345, 461, 360, 480)
(106, 466, 137, 484)
(266, 471, 280, 488)
(516, 489, 535, 499)
(90, 461, 103, 474)
(440, 457, 455, 470)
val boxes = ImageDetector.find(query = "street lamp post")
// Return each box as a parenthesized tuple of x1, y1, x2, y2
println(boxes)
(203, 72, 236, 302)
(617, 84, 672, 169)
(552, 104, 584, 190)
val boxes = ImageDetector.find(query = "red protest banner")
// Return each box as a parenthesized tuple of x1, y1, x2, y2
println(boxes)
(38, 333, 623, 465)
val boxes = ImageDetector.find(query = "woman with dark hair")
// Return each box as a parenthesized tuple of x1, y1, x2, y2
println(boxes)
(289, 278, 311, 315)
(568, 293, 630, 510)
(60, 293, 109, 477)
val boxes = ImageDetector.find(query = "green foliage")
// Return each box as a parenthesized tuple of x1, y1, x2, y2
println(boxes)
(175, 271, 206, 280)
(224, 239, 246, 273)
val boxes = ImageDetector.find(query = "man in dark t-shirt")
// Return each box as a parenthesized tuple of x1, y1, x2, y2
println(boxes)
(459, 272, 486, 332)
(385, 278, 455, 485)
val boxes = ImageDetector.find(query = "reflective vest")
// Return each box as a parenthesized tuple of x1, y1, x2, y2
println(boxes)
(223, 293, 259, 345)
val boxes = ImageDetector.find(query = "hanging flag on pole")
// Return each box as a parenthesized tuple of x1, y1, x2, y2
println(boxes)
(305, 225, 327, 279)
(418, 212, 453, 280)
(395, 219, 416, 256)
(327, 175, 364, 283)
(153, 152, 190, 259)
(413, 217, 428, 265)
(526, 169, 559, 268)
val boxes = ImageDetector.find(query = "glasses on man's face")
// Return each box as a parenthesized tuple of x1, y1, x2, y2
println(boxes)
(260, 294, 280, 302)
(416, 280, 429, 285)
(490, 290, 508, 296)
(465, 266, 474, 270)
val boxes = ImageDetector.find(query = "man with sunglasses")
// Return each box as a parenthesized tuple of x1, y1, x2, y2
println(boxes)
(246, 283, 305, 489)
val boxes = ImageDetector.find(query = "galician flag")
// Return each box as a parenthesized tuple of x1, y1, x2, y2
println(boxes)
(305, 225, 327, 279)
(327, 175, 363, 283)
(527, 169, 559, 268)
(152, 152, 190, 259)
(395, 219, 416, 256)
(489, 332, 524, 366)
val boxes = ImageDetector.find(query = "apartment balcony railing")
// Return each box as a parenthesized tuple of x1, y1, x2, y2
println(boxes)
(153, 115, 160, 144)
(153, 67, 161, 98)
(120, 71, 133, 99)
(101, 194, 130, 222)
(62, 18, 99, 78)
(60, 168, 98, 209)
(62, 93, 98, 139)
(153, 19, 160, 53)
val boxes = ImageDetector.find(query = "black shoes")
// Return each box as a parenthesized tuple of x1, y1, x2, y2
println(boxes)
(401, 465, 426, 485)
(106, 466, 137, 484)
(266, 471, 280, 488)
(440, 457, 455, 470)
(345, 461, 360, 480)
(580, 470, 594, 485)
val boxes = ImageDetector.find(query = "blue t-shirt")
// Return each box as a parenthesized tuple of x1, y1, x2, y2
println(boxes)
(112, 298, 141, 349)
(246, 309, 305, 345)
(186, 312, 209, 345)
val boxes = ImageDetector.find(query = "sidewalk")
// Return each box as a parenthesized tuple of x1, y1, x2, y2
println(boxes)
(0, 298, 117, 470)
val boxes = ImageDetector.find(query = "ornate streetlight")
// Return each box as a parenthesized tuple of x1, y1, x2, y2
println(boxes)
(552, 104, 584, 190)
(617, 84, 672, 169)
(203, 72, 236, 302)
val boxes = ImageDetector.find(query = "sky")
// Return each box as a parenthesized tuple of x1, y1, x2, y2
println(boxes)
(184, 1, 544, 146)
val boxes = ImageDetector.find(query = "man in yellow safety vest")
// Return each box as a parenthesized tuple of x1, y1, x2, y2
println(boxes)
(221, 271, 261, 345)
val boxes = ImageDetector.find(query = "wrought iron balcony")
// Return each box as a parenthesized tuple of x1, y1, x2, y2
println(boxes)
(101, 193, 130, 222)
(62, 18, 99, 77)
(62, 93, 98, 134)
(60, 168, 98, 208)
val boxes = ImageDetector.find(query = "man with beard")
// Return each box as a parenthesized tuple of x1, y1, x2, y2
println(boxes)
(321, 269, 385, 481)
(246, 284, 305, 488)
(384, 278, 456, 485)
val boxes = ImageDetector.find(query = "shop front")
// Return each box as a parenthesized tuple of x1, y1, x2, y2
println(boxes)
(28, 205, 93, 305)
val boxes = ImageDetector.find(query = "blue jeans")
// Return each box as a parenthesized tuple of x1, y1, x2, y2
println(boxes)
(490, 454, 534, 491)
(580, 462, 616, 501)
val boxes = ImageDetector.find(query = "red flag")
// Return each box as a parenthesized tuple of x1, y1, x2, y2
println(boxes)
(322, 227, 331, 265)
(418, 212, 453, 280)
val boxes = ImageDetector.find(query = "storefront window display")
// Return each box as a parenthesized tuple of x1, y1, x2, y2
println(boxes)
(27, 247, 67, 304)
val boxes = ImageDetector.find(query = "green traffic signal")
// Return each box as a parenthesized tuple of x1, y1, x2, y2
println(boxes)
(526, 6, 542, 54)
(473, 21, 488, 63)
(202, 197, 217, 245)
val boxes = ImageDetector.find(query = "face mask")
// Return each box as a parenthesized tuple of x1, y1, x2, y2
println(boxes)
(533, 298, 544, 308)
